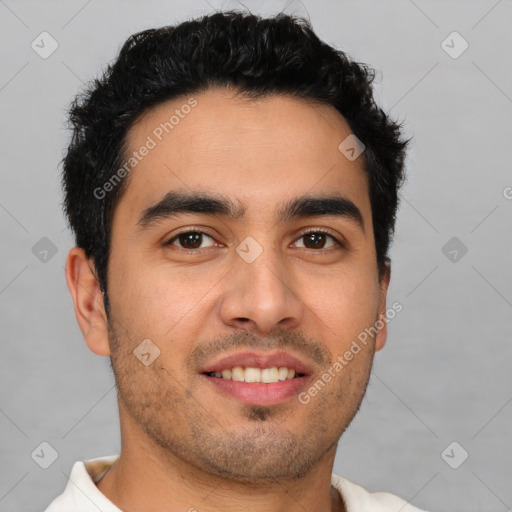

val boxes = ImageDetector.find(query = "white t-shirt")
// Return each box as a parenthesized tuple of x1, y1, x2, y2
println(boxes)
(43, 454, 427, 512)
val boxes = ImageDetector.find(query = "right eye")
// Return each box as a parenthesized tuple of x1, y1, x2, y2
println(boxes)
(164, 230, 219, 251)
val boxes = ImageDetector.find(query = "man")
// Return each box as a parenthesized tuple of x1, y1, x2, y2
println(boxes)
(45, 9, 426, 512)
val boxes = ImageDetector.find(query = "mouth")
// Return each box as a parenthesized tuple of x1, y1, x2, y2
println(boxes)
(198, 351, 313, 405)
(203, 366, 306, 383)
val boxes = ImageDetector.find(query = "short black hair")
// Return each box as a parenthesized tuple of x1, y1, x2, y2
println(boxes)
(61, 10, 411, 318)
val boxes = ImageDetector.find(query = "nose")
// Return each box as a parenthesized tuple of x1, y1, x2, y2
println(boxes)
(219, 242, 304, 335)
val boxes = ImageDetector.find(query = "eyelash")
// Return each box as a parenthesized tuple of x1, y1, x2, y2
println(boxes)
(164, 228, 344, 252)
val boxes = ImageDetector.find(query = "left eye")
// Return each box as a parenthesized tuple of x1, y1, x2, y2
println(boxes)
(165, 230, 341, 251)
(293, 231, 340, 250)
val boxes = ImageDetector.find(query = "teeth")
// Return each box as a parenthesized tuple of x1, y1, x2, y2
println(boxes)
(209, 366, 300, 383)
(244, 367, 260, 383)
(232, 367, 244, 382)
(261, 367, 279, 383)
(278, 367, 289, 381)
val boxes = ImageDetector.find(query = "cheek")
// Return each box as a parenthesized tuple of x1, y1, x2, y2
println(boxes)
(112, 259, 220, 343)
(312, 268, 379, 347)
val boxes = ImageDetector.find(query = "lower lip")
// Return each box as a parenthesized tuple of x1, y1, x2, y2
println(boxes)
(201, 374, 310, 406)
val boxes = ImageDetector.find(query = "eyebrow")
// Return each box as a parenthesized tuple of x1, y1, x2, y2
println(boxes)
(136, 189, 365, 233)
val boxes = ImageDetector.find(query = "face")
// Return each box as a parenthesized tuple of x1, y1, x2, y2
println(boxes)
(73, 87, 390, 482)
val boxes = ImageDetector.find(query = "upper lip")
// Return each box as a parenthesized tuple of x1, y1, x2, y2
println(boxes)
(199, 350, 314, 376)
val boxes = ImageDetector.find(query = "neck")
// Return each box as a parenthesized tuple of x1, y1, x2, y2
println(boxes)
(96, 442, 346, 512)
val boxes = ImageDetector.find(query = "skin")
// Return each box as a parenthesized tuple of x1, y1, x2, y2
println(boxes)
(65, 86, 391, 512)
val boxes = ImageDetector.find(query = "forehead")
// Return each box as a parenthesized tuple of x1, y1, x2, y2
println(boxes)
(114, 87, 370, 229)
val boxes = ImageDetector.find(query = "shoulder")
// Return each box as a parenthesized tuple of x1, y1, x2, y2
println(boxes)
(331, 473, 429, 512)
(43, 455, 120, 512)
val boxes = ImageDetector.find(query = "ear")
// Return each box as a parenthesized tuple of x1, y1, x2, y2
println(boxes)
(375, 259, 391, 352)
(64, 247, 111, 356)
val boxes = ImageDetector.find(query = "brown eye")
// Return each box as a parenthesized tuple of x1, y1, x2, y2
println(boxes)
(164, 228, 342, 253)
(293, 230, 341, 250)
(166, 230, 216, 250)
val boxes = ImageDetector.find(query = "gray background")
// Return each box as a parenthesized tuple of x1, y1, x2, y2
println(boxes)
(1, 0, 511, 510)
